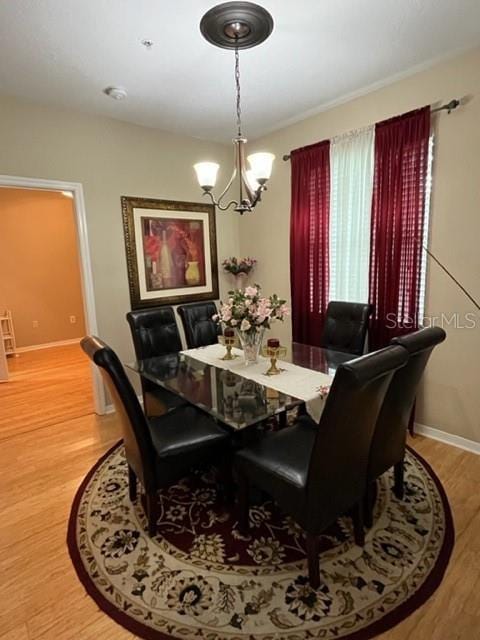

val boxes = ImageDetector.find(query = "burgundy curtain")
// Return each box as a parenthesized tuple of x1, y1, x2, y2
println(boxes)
(369, 106, 431, 349)
(290, 140, 330, 346)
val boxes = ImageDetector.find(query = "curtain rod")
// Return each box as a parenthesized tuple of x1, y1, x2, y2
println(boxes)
(282, 99, 460, 161)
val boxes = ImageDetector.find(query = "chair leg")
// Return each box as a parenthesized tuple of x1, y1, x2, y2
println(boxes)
(306, 532, 320, 590)
(128, 465, 137, 502)
(352, 502, 365, 547)
(236, 473, 250, 533)
(393, 461, 405, 499)
(146, 492, 159, 537)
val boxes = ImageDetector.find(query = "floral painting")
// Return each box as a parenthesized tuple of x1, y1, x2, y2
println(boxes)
(142, 217, 206, 291)
(122, 197, 219, 308)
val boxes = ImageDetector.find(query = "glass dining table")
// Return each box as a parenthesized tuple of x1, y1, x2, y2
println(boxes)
(126, 342, 353, 432)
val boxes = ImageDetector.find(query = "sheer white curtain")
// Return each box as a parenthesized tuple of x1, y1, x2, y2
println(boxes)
(329, 126, 375, 303)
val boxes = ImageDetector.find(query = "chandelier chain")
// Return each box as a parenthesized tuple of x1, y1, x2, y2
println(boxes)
(235, 45, 242, 137)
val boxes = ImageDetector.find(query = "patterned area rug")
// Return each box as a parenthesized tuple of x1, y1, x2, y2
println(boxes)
(68, 442, 454, 640)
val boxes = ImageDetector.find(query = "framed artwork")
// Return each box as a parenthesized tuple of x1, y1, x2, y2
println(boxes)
(121, 196, 219, 309)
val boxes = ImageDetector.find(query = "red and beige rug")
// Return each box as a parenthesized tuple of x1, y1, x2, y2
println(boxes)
(68, 442, 453, 640)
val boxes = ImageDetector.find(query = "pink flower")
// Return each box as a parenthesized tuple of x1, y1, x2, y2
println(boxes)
(245, 286, 258, 297)
(317, 385, 330, 399)
(240, 319, 251, 331)
(220, 304, 232, 322)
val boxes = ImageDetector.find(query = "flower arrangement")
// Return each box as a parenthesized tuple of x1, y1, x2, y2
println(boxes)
(213, 285, 289, 334)
(222, 256, 257, 276)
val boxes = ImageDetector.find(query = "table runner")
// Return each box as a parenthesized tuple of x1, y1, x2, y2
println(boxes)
(181, 343, 333, 422)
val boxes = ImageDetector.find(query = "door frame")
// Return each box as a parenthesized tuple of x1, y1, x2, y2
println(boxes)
(0, 174, 106, 414)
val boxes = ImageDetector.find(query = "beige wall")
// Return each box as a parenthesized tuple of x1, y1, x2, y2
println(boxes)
(240, 47, 480, 444)
(0, 95, 238, 367)
(0, 188, 86, 347)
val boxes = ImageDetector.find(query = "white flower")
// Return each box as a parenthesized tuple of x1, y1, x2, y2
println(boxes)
(231, 319, 237, 326)
(240, 319, 251, 331)
(245, 286, 258, 297)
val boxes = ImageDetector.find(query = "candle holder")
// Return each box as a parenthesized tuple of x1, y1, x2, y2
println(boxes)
(262, 344, 287, 376)
(220, 334, 238, 360)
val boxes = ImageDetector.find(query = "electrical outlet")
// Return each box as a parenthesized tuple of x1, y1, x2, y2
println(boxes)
(32, 320, 39, 328)
(69, 315, 76, 324)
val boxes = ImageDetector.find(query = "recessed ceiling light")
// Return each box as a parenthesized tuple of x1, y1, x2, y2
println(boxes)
(103, 86, 128, 100)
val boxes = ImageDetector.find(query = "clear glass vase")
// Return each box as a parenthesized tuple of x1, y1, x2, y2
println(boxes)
(236, 328, 265, 365)
(234, 272, 248, 290)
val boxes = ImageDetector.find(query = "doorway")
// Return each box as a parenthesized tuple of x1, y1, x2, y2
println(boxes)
(0, 176, 105, 431)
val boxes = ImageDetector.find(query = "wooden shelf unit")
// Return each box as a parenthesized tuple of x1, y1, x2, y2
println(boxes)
(0, 310, 17, 356)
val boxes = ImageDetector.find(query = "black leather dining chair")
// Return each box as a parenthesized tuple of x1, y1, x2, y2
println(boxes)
(177, 301, 220, 348)
(81, 336, 230, 536)
(126, 306, 186, 416)
(320, 301, 374, 355)
(365, 327, 446, 525)
(234, 345, 408, 588)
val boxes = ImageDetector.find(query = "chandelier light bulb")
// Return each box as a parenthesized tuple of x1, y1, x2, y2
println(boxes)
(247, 152, 275, 181)
(194, 162, 220, 189)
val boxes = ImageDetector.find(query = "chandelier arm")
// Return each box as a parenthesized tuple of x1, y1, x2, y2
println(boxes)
(240, 167, 256, 202)
(250, 185, 266, 207)
(236, 138, 255, 203)
(201, 190, 238, 212)
(216, 199, 240, 211)
(218, 145, 237, 202)
(216, 162, 238, 204)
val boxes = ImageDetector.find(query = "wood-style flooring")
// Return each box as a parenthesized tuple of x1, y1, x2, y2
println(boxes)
(0, 344, 94, 441)
(0, 346, 479, 639)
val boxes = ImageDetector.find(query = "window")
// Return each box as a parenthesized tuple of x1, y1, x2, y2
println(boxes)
(329, 126, 374, 304)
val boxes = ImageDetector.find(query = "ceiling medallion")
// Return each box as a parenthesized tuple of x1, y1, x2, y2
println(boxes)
(194, 2, 275, 214)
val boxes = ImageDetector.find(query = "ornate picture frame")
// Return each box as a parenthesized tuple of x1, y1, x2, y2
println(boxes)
(121, 196, 219, 309)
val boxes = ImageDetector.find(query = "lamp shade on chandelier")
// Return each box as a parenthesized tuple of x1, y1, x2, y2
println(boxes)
(194, 2, 275, 214)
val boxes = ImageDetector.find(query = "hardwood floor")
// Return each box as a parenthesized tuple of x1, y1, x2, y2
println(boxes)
(0, 346, 479, 639)
(0, 344, 94, 441)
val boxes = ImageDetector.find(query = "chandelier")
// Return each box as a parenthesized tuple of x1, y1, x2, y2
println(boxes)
(194, 2, 275, 214)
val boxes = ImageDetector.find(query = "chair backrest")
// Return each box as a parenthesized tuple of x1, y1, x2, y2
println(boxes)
(177, 301, 219, 349)
(80, 336, 157, 492)
(126, 306, 182, 358)
(306, 345, 408, 531)
(320, 301, 373, 355)
(126, 307, 182, 394)
(368, 327, 446, 480)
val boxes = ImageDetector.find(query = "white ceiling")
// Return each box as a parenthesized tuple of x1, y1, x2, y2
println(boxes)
(0, 1, 479, 143)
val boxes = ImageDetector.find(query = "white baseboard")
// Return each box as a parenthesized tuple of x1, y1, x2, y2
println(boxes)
(414, 422, 480, 455)
(16, 338, 81, 353)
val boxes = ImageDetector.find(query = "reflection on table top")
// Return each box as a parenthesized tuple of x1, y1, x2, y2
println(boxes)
(126, 342, 353, 431)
